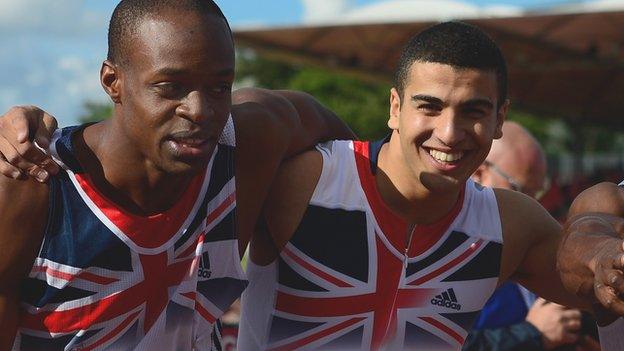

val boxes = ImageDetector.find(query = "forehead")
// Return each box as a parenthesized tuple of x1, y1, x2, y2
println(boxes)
(405, 62, 498, 103)
(125, 11, 234, 76)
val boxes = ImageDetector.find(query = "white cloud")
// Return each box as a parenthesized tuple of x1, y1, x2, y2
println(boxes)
(0, 0, 107, 36)
(300, 0, 523, 25)
(542, 0, 624, 14)
(301, 0, 354, 23)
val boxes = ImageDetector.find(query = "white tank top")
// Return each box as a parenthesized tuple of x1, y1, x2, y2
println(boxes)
(239, 140, 504, 350)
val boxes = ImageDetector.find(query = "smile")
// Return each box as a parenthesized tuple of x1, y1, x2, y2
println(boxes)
(428, 149, 464, 163)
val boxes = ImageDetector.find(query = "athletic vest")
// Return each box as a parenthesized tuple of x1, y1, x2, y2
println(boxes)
(239, 139, 503, 351)
(14, 117, 247, 351)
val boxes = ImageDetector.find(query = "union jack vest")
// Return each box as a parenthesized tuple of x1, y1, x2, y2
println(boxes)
(14, 117, 246, 351)
(239, 139, 503, 351)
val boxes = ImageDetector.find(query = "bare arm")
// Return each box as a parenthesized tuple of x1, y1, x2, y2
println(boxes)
(232, 88, 355, 252)
(249, 150, 322, 266)
(232, 88, 356, 157)
(497, 189, 590, 310)
(557, 182, 624, 317)
(0, 176, 49, 349)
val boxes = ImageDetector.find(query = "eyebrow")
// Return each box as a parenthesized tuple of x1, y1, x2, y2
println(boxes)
(153, 67, 235, 77)
(411, 94, 494, 109)
(411, 94, 443, 105)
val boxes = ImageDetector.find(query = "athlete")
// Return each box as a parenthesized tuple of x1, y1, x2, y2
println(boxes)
(235, 22, 588, 350)
(0, 1, 353, 350)
(558, 181, 624, 351)
(465, 121, 589, 350)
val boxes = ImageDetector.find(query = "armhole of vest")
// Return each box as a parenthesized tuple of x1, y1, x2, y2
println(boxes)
(465, 181, 504, 245)
(486, 186, 504, 244)
(39, 175, 60, 257)
(313, 141, 335, 195)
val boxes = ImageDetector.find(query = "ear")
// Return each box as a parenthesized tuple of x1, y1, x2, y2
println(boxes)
(472, 163, 487, 184)
(494, 99, 509, 139)
(388, 87, 401, 130)
(100, 60, 122, 104)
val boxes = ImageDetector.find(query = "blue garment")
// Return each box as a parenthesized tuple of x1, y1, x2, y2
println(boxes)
(473, 282, 535, 329)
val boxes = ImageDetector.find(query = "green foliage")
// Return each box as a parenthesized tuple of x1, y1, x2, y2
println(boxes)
(236, 54, 391, 140)
(79, 101, 112, 124)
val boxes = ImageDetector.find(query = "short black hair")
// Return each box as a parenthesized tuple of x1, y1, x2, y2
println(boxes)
(107, 0, 231, 65)
(394, 21, 507, 107)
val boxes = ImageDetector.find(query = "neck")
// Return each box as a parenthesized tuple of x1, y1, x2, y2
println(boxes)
(77, 119, 199, 215)
(375, 134, 462, 225)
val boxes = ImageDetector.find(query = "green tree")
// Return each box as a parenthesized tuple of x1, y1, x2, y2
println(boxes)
(79, 101, 112, 124)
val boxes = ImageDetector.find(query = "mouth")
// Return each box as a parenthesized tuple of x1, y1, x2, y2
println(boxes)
(166, 132, 215, 159)
(424, 148, 466, 171)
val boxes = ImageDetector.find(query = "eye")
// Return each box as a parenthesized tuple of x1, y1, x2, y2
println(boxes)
(464, 108, 487, 119)
(211, 84, 231, 96)
(417, 104, 441, 115)
(153, 82, 186, 98)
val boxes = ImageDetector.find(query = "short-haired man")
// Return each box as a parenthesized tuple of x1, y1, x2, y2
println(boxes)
(0, 1, 352, 350)
(234, 22, 586, 350)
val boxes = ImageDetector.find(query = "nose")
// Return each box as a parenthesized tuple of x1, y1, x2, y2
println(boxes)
(434, 110, 465, 147)
(177, 90, 214, 123)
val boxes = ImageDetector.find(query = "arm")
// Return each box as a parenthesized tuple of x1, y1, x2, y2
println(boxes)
(232, 88, 356, 157)
(0, 106, 59, 181)
(232, 88, 354, 252)
(249, 150, 322, 265)
(557, 182, 624, 316)
(0, 176, 49, 349)
(496, 189, 590, 309)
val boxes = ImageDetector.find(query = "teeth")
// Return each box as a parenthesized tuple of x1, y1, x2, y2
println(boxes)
(176, 138, 205, 147)
(429, 149, 464, 162)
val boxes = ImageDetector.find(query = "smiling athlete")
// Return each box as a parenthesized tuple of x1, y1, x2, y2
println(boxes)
(236, 22, 587, 350)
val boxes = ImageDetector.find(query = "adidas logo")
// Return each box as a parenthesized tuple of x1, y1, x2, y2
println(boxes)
(198, 251, 212, 279)
(430, 288, 462, 311)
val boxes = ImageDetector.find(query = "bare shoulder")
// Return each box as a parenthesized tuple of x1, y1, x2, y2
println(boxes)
(568, 182, 624, 218)
(494, 187, 552, 227)
(494, 188, 561, 279)
(0, 174, 49, 285)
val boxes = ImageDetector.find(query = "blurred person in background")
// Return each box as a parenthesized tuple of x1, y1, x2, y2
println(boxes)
(466, 121, 599, 351)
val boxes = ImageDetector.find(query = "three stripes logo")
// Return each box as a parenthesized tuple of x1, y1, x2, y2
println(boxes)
(198, 251, 212, 279)
(430, 288, 462, 311)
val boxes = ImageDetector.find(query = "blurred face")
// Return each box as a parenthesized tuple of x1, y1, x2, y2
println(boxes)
(388, 62, 507, 186)
(112, 11, 235, 174)
(481, 158, 548, 200)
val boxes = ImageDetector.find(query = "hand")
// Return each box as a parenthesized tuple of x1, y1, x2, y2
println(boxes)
(0, 106, 59, 182)
(526, 298, 582, 350)
(589, 220, 624, 317)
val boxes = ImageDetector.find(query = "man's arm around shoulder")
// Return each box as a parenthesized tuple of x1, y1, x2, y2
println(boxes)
(558, 182, 624, 316)
(0, 175, 49, 349)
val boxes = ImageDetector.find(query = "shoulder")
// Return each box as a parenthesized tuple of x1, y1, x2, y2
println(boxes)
(493, 188, 560, 245)
(231, 88, 299, 132)
(0, 175, 49, 285)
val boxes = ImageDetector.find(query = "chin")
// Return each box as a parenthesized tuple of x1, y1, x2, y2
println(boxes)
(159, 157, 210, 175)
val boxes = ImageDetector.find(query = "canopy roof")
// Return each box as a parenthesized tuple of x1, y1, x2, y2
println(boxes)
(235, 2, 624, 128)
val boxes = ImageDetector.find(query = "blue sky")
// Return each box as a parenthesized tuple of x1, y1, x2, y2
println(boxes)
(0, 0, 593, 125)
